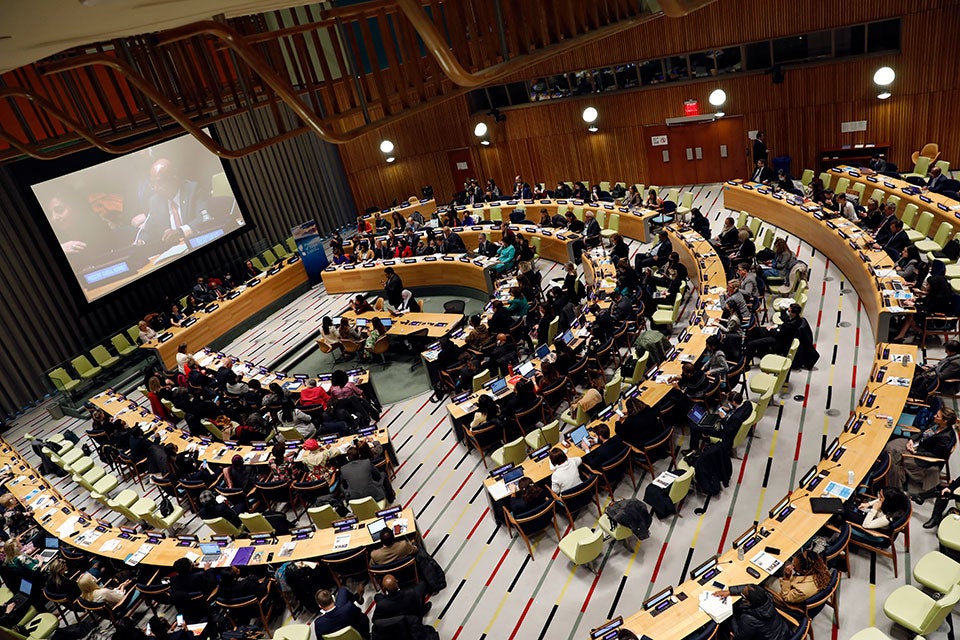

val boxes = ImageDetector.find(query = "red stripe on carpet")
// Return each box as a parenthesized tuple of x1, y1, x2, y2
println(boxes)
(816, 309, 823, 328)
(485, 548, 511, 586)
(466, 508, 489, 539)
(716, 516, 733, 554)
(794, 433, 803, 461)
(855, 327, 860, 346)
(649, 541, 670, 583)
(435, 442, 460, 467)
(403, 491, 418, 509)
(580, 571, 603, 613)
(451, 626, 463, 640)
(450, 472, 473, 501)
(851, 365, 858, 389)
(507, 599, 536, 640)
(425, 416, 448, 439)
(802, 383, 810, 408)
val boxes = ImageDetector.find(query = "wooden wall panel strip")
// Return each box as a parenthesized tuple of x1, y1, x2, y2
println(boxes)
(338, 1, 960, 210)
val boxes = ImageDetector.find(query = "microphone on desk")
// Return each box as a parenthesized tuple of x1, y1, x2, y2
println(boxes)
(859, 404, 884, 421)
(817, 461, 843, 475)
(841, 429, 868, 447)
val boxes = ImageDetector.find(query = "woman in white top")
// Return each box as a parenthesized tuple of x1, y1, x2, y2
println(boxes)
(856, 487, 909, 530)
(138, 321, 158, 344)
(320, 316, 344, 357)
(78, 572, 129, 605)
(549, 448, 583, 494)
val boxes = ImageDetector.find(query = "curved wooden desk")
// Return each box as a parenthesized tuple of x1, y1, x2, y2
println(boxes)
(616, 343, 915, 640)
(723, 181, 911, 341)
(360, 198, 436, 225)
(322, 255, 494, 296)
(833, 165, 959, 232)
(140, 260, 309, 368)
(0, 448, 418, 568)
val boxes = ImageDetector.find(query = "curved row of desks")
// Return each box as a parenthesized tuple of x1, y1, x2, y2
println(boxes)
(139, 259, 309, 368)
(834, 165, 960, 232)
(723, 181, 912, 340)
(88, 353, 389, 466)
(0, 440, 418, 567)
(604, 183, 919, 640)
(323, 225, 580, 297)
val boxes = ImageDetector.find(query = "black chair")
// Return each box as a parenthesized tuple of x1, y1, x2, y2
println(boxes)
(504, 500, 561, 558)
(135, 582, 173, 616)
(254, 479, 298, 516)
(443, 300, 466, 315)
(322, 548, 370, 588)
(215, 579, 282, 636)
(592, 447, 638, 497)
(367, 554, 419, 591)
(291, 479, 331, 512)
(554, 474, 602, 524)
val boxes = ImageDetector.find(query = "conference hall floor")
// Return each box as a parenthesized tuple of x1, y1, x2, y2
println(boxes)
(5, 184, 953, 640)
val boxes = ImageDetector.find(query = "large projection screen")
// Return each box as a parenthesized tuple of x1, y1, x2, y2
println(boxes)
(31, 132, 247, 303)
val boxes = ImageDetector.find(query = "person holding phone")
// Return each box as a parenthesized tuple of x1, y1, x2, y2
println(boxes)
(147, 614, 192, 640)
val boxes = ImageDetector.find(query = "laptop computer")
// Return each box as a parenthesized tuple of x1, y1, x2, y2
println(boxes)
(367, 518, 388, 542)
(199, 542, 222, 563)
(37, 536, 59, 563)
(517, 361, 536, 378)
(687, 404, 720, 427)
(560, 330, 574, 344)
(810, 497, 845, 514)
(567, 425, 590, 446)
(502, 467, 525, 486)
(8, 579, 32, 608)
(381, 318, 393, 328)
(355, 318, 368, 328)
(534, 344, 550, 359)
(488, 378, 509, 396)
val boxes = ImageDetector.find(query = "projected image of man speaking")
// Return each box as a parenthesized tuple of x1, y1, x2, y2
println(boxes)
(135, 158, 211, 246)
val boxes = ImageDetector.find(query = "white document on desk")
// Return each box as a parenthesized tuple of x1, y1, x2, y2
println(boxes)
(699, 591, 733, 622)
(750, 550, 784, 574)
(487, 480, 511, 502)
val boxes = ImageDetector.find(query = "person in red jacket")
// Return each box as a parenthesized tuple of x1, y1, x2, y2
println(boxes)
(299, 378, 330, 409)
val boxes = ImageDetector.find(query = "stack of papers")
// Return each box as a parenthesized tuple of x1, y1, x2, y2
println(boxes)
(699, 591, 733, 622)
(125, 544, 153, 566)
(749, 551, 783, 574)
(823, 481, 854, 500)
(487, 480, 512, 501)
(333, 534, 351, 551)
(652, 471, 679, 489)
(886, 376, 910, 387)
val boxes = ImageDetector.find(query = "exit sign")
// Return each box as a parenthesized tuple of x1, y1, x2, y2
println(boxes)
(684, 100, 699, 116)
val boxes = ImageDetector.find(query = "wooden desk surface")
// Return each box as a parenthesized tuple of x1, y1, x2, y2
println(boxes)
(618, 343, 916, 639)
(360, 199, 436, 223)
(140, 260, 309, 368)
(723, 181, 911, 340)
(322, 255, 493, 297)
(340, 310, 464, 339)
(833, 165, 960, 232)
(0, 441, 417, 567)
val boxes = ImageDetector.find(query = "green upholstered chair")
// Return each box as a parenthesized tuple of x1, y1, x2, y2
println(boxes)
(903, 156, 932, 181)
(525, 420, 560, 450)
(321, 628, 364, 640)
(489, 206, 502, 222)
(261, 249, 278, 266)
(848, 628, 891, 640)
(558, 527, 604, 571)
(203, 517, 242, 536)
(272, 243, 290, 259)
(348, 497, 386, 520)
(71, 355, 102, 380)
(48, 368, 80, 394)
(110, 334, 137, 357)
(818, 172, 831, 190)
(937, 514, 960, 552)
(883, 583, 960, 636)
(251, 257, 267, 272)
(308, 505, 339, 529)
(597, 512, 633, 546)
(622, 351, 650, 386)
(669, 460, 695, 514)
(133, 497, 185, 531)
(913, 550, 960, 594)
(472, 368, 491, 392)
(800, 169, 814, 186)
(274, 624, 311, 640)
(600, 213, 620, 239)
(491, 437, 527, 468)
(560, 403, 589, 427)
(239, 512, 275, 534)
(916, 221, 954, 254)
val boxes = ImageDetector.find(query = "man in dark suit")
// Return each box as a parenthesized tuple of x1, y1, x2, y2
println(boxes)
(868, 153, 889, 173)
(635, 230, 673, 269)
(872, 202, 899, 245)
(926, 166, 948, 194)
(875, 219, 910, 258)
(372, 575, 431, 622)
(583, 211, 602, 240)
(750, 159, 774, 184)
(441, 226, 466, 253)
(340, 447, 386, 502)
(476, 232, 497, 257)
(383, 267, 404, 308)
(314, 588, 370, 639)
(752, 131, 768, 165)
(581, 424, 627, 472)
(137, 158, 209, 246)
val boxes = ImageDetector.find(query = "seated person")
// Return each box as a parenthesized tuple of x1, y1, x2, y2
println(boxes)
(299, 378, 331, 408)
(350, 295, 374, 314)
(507, 477, 551, 515)
(197, 489, 243, 529)
(370, 529, 418, 565)
(710, 584, 789, 640)
(845, 487, 909, 536)
(580, 424, 627, 472)
(372, 574, 431, 621)
(313, 588, 370, 640)
(548, 448, 583, 494)
(616, 397, 663, 449)
(770, 549, 831, 604)
(635, 230, 672, 269)
(884, 407, 957, 492)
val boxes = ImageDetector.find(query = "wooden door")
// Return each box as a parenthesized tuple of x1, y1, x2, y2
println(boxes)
(643, 116, 747, 186)
(447, 148, 476, 195)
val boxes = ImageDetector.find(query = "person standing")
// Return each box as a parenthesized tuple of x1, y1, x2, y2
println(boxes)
(383, 267, 403, 309)
(752, 131, 768, 165)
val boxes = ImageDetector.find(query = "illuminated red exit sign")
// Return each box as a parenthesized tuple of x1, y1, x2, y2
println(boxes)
(683, 100, 700, 116)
